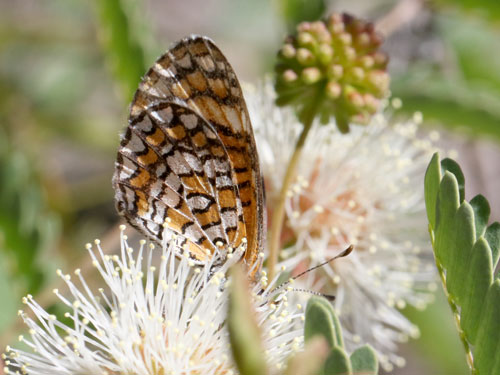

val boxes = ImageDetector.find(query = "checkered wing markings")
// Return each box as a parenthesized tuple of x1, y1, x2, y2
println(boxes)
(113, 103, 247, 260)
(129, 35, 264, 266)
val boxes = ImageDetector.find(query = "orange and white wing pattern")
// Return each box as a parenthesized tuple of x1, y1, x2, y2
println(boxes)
(113, 35, 264, 271)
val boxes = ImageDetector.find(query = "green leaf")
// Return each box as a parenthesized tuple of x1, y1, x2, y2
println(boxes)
(446, 202, 475, 303)
(461, 238, 493, 344)
(94, 0, 147, 101)
(485, 222, 500, 268)
(474, 280, 500, 375)
(350, 345, 378, 375)
(324, 347, 352, 375)
(278, 0, 326, 32)
(470, 195, 490, 239)
(304, 297, 338, 348)
(228, 264, 268, 375)
(284, 337, 329, 375)
(434, 172, 460, 265)
(440, 159, 465, 203)
(424, 152, 441, 229)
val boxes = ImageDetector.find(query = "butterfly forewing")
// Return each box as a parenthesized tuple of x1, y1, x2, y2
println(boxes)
(113, 35, 264, 270)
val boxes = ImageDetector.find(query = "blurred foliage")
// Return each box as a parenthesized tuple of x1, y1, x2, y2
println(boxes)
(94, 0, 148, 102)
(278, 0, 326, 32)
(392, 13, 500, 141)
(433, 0, 500, 22)
(404, 290, 469, 374)
(0, 127, 60, 331)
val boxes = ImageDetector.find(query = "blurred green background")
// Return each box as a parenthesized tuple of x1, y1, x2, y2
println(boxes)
(2, 0, 500, 373)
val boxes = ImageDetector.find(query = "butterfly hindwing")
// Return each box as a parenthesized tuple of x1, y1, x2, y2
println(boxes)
(114, 35, 264, 269)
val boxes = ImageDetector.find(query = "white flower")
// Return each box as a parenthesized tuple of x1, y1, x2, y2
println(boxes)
(4, 226, 303, 375)
(245, 82, 437, 372)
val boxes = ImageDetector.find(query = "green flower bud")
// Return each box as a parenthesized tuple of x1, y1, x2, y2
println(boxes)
(275, 12, 389, 133)
(302, 67, 322, 84)
(281, 44, 296, 59)
(297, 48, 315, 65)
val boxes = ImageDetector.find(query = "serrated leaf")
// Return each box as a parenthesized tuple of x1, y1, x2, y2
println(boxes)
(470, 194, 490, 239)
(441, 159, 465, 203)
(485, 222, 500, 269)
(350, 345, 378, 375)
(424, 152, 441, 229)
(304, 297, 338, 348)
(460, 238, 493, 344)
(434, 172, 460, 265)
(446, 202, 475, 303)
(228, 264, 268, 375)
(284, 337, 329, 375)
(474, 280, 500, 375)
(324, 347, 352, 375)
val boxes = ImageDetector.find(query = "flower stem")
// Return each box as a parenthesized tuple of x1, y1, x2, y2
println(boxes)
(429, 226, 476, 375)
(267, 106, 317, 282)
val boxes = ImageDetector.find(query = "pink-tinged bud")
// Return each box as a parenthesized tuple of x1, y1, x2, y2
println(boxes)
(281, 44, 296, 59)
(363, 94, 380, 113)
(326, 81, 342, 98)
(283, 69, 298, 82)
(328, 64, 343, 79)
(347, 89, 365, 109)
(350, 67, 365, 81)
(298, 32, 315, 47)
(302, 67, 322, 84)
(318, 44, 334, 65)
(338, 32, 352, 45)
(343, 46, 356, 61)
(368, 71, 390, 94)
(275, 12, 389, 133)
(356, 33, 371, 47)
(361, 55, 375, 69)
(297, 48, 315, 65)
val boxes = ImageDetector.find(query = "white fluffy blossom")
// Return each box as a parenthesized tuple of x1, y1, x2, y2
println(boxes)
(246, 82, 438, 372)
(4, 226, 303, 375)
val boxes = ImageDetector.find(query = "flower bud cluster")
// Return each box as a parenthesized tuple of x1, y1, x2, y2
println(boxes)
(275, 13, 389, 132)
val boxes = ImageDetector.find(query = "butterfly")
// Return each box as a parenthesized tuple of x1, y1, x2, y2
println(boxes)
(112, 35, 265, 274)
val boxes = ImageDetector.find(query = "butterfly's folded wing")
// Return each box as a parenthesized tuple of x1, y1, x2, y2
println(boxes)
(114, 36, 264, 269)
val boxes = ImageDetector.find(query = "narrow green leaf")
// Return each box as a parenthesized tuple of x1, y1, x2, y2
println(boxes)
(460, 238, 493, 344)
(324, 347, 352, 375)
(434, 172, 460, 265)
(446, 202, 475, 303)
(441, 159, 465, 203)
(284, 337, 329, 375)
(474, 280, 500, 375)
(424, 152, 441, 229)
(470, 194, 490, 239)
(228, 265, 268, 375)
(350, 345, 378, 375)
(94, 0, 147, 101)
(485, 222, 500, 269)
(304, 297, 337, 348)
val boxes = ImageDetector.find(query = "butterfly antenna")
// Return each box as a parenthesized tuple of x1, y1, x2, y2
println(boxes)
(289, 288, 337, 301)
(269, 245, 354, 295)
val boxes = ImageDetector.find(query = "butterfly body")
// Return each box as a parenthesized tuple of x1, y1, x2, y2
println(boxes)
(113, 36, 264, 273)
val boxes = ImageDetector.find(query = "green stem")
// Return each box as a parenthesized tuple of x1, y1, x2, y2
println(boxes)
(267, 105, 317, 282)
(429, 226, 476, 375)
